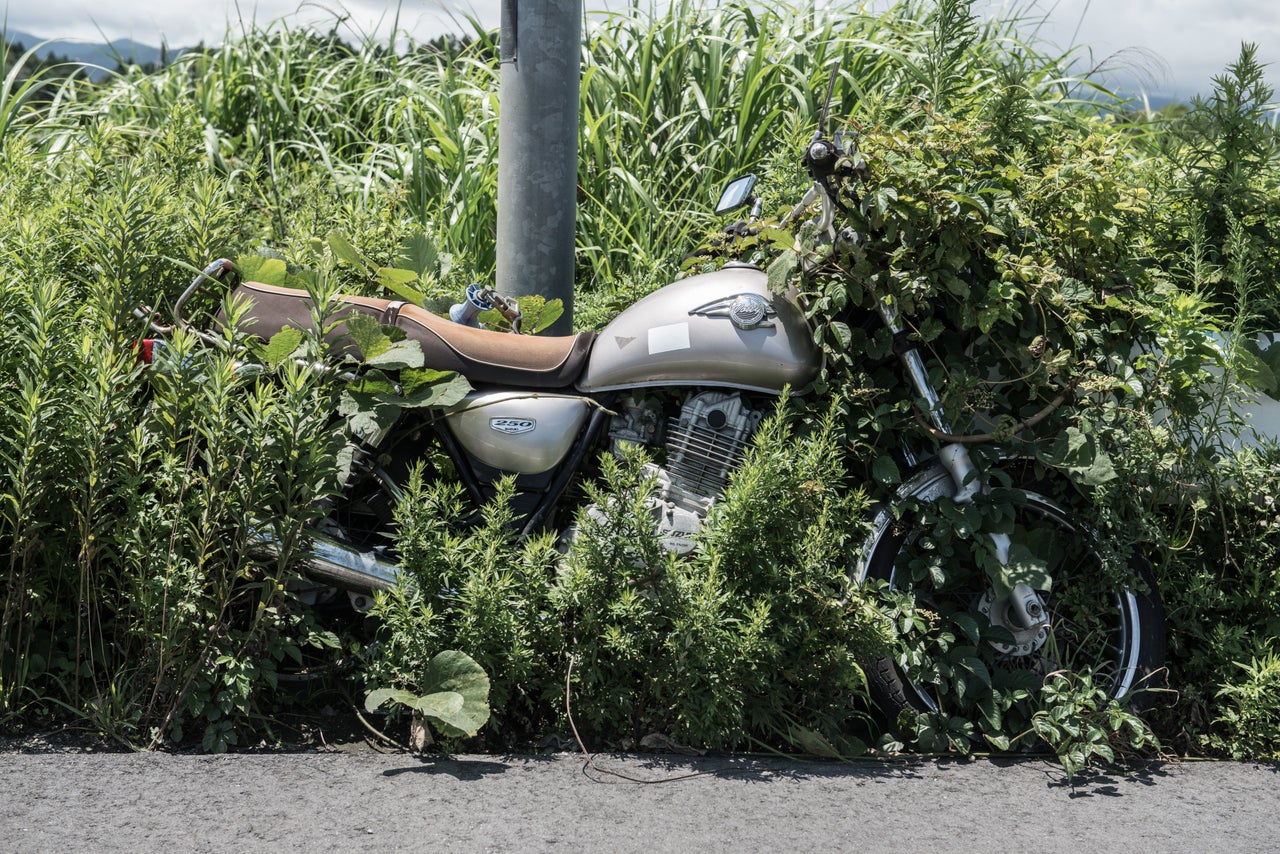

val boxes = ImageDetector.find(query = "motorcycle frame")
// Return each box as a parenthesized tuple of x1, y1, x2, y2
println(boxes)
(148, 185, 1039, 634)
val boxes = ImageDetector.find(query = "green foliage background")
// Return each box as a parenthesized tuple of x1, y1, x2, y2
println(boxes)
(2, 0, 1278, 760)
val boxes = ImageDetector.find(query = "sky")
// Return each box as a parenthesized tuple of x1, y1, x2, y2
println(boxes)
(4, 0, 1278, 100)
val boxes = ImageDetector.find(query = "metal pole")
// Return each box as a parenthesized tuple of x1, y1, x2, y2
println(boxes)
(496, 0, 581, 336)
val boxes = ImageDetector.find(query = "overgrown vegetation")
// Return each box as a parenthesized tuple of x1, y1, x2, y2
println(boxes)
(365, 406, 888, 754)
(1, 0, 1278, 766)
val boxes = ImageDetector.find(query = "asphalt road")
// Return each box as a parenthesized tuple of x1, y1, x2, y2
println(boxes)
(2, 751, 1277, 852)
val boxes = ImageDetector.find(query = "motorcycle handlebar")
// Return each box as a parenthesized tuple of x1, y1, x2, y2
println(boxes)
(174, 258, 238, 348)
(134, 258, 238, 344)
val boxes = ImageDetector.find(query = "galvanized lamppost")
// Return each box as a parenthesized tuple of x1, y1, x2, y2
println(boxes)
(495, 0, 581, 336)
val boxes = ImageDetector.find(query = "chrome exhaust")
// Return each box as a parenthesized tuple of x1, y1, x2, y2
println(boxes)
(303, 532, 400, 593)
(257, 529, 400, 594)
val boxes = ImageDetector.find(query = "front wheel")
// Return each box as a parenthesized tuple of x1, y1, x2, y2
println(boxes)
(856, 466, 1166, 726)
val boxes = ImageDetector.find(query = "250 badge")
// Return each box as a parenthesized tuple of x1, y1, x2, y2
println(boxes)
(489, 417, 535, 435)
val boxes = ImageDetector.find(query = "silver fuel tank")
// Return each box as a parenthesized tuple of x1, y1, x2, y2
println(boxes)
(576, 265, 820, 394)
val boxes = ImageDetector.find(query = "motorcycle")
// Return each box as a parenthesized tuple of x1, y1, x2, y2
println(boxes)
(139, 109, 1165, 722)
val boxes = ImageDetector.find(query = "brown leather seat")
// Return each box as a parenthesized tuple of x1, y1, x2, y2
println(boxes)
(225, 281, 594, 389)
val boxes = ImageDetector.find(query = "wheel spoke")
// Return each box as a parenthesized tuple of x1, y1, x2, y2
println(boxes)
(863, 472, 1161, 719)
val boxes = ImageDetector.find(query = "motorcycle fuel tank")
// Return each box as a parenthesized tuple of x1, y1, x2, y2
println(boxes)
(576, 265, 820, 394)
(444, 391, 592, 475)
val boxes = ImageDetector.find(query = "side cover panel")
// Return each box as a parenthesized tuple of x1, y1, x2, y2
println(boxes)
(444, 391, 592, 474)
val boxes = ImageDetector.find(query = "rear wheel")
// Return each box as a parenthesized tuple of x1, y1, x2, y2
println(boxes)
(858, 467, 1165, 721)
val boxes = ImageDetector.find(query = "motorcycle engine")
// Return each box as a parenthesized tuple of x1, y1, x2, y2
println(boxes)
(607, 390, 764, 554)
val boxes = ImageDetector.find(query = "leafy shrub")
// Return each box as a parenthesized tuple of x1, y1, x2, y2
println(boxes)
(366, 401, 889, 754)
(1211, 650, 1280, 761)
(1029, 670, 1160, 777)
(1145, 44, 1280, 328)
(557, 403, 889, 754)
(685, 0, 1211, 764)
(365, 473, 562, 746)
(0, 113, 360, 748)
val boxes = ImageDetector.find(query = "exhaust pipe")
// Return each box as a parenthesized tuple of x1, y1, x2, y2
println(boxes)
(258, 529, 400, 594)
(304, 533, 400, 593)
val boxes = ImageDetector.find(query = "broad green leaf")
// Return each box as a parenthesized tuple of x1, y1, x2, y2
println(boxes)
(870, 453, 899, 485)
(380, 278, 429, 306)
(977, 693, 1003, 732)
(923, 551, 947, 588)
(1041, 426, 1117, 486)
(948, 191, 989, 218)
(373, 267, 427, 307)
(1086, 215, 1118, 240)
(339, 389, 401, 437)
(327, 231, 371, 271)
(766, 249, 798, 293)
(396, 231, 440, 277)
(874, 186, 899, 216)
(1239, 337, 1280, 398)
(334, 442, 357, 489)
(348, 369, 398, 396)
(944, 275, 971, 298)
(364, 687, 426, 713)
(829, 321, 852, 350)
(400, 367, 454, 393)
(260, 327, 304, 366)
(984, 732, 1011, 751)
(418, 650, 490, 738)
(344, 313, 422, 369)
(756, 226, 793, 247)
(788, 725, 843, 759)
(237, 256, 290, 286)
(959, 655, 992, 688)
(410, 691, 466, 720)
(377, 266, 423, 285)
(1058, 277, 1093, 305)
(526, 297, 565, 334)
(364, 652, 490, 738)
(343, 311, 389, 360)
(952, 613, 981, 645)
(397, 370, 472, 409)
(366, 339, 425, 371)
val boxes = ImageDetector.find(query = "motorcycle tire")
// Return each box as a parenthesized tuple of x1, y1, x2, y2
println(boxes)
(859, 466, 1166, 720)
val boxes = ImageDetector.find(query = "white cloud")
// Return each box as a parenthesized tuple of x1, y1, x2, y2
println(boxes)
(1009, 0, 1280, 97)
(2, 0, 480, 45)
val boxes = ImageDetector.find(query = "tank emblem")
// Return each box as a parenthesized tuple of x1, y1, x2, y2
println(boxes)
(490, 418, 535, 435)
(614, 335, 636, 349)
(690, 294, 776, 330)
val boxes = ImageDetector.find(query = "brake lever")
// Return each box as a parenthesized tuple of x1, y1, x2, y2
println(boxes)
(481, 288, 524, 334)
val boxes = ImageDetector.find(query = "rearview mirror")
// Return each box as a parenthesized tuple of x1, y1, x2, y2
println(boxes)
(714, 174, 757, 215)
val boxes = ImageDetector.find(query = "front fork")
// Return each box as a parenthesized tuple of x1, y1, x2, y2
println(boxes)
(795, 164, 1051, 640)
(878, 300, 1051, 639)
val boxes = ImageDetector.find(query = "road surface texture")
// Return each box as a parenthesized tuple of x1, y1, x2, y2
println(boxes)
(2, 749, 1276, 852)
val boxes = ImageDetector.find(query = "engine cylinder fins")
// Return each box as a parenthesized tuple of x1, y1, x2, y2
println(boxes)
(662, 391, 764, 506)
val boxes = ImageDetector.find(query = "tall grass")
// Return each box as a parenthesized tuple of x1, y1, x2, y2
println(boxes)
(0, 112, 346, 747)
(12, 0, 1093, 293)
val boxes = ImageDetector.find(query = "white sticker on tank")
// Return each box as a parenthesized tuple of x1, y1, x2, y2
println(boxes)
(648, 322, 691, 354)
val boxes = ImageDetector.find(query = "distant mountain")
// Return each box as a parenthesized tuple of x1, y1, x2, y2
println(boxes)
(1117, 93, 1185, 112)
(3, 29, 175, 78)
